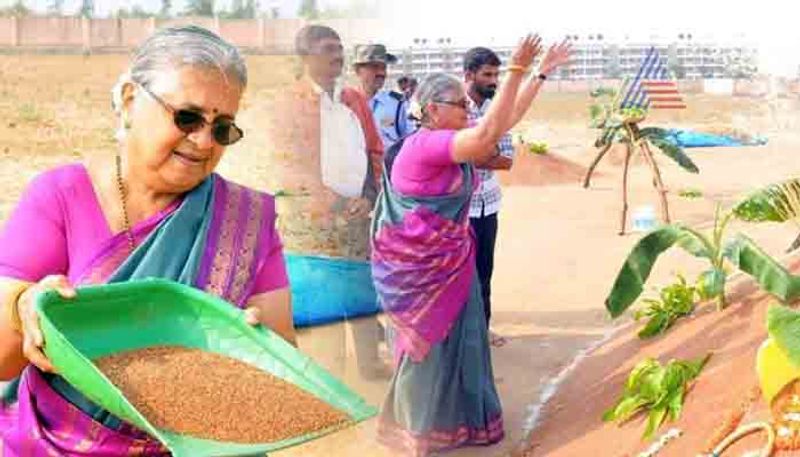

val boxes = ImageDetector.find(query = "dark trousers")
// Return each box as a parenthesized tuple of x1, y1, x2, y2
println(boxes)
(470, 213, 498, 326)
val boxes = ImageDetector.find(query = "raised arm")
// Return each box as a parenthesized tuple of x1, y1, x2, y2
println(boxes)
(450, 35, 540, 164)
(506, 39, 573, 130)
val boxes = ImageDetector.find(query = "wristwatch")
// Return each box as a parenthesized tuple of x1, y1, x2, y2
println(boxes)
(537, 73, 547, 81)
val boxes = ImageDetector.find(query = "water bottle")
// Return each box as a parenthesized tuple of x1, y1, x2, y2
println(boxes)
(632, 205, 657, 233)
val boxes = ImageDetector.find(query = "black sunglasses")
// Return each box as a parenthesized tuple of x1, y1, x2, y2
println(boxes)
(135, 82, 244, 146)
(433, 98, 470, 110)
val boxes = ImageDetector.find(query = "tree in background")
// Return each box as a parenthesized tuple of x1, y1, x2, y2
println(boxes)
(298, 0, 319, 19)
(0, 0, 30, 16)
(184, 0, 215, 16)
(160, 0, 172, 17)
(79, 0, 93, 18)
(223, 0, 257, 18)
(115, 5, 154, 18)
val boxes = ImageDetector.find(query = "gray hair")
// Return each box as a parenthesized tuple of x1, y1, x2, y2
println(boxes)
(130, 25, 247, 89)
(112, 25, 247, 140)
(409, 73, 463, 122)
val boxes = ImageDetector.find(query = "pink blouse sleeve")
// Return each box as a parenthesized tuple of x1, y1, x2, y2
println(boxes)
(415, 129, 458, 167)
(250, 203, 289, 295)
(0, 171, 68, 281)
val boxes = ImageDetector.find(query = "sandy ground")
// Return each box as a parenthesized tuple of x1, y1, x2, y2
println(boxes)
(2, 55, 800, 456)
(272, 133, 800, 457)
(521, 261, 800, 457)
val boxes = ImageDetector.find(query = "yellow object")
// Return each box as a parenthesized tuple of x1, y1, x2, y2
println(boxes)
(507, 64, 528, 73)
(757, 338, 800, 406)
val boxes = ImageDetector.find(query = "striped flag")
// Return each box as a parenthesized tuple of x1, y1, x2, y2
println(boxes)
(620, 46, 686, 110)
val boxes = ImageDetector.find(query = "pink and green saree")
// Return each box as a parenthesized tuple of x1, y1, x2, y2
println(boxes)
(0, 164, 286, 456)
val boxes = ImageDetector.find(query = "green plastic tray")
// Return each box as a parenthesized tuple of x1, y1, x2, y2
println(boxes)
(35, 278, 377, 456)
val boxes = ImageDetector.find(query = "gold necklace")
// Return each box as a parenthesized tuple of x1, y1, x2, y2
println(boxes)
(115, 153, 136, 252)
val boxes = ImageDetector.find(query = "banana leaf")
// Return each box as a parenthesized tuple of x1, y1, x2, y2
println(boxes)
(605, 225, 709, 318)
(767, 304, 800, 368)
(638, 127, 671, 139)
(697, 268, 726, 300)
(723, 234, 800, 302)
(733, 189, 789, 222)
(647, 138, 699, 174)
(675, 231, 713, 260)
(733, 178, 800, 223)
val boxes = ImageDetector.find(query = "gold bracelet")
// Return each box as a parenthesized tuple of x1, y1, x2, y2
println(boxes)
(5, 282, 29, 334)
(507, 64, 528, 73)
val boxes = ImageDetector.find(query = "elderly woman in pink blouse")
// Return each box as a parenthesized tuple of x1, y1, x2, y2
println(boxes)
(0, 25, 293, 455)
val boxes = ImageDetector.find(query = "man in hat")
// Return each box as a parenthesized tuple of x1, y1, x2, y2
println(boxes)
(353, 44, 412, 152)
(266, 25, 391, 380)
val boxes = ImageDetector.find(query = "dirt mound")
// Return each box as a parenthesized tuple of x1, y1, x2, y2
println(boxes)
(520, 256, 800, 457)
(499, 145, 590, 187)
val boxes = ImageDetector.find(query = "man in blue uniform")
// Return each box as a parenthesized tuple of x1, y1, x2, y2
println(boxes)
(353, 44, 412, 150)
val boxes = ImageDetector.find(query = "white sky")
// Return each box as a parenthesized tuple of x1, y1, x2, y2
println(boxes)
(3, 0, 799, 76)
(377, 0, 800, 76)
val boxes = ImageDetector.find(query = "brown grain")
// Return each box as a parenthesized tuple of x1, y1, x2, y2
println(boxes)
(95, 346, 351, 444)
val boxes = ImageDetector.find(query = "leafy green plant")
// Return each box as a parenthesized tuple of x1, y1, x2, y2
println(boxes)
(603, 354, 711, 439)
(527, 141, 548, 155)
(634, 274, 697, 339)
(605, 201, 800, 318)
(678, 188, 703, 199)
(734, 178, 800, 251)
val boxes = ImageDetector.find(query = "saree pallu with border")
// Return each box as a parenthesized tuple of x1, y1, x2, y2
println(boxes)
(371, 139, 504, 456)
(0, 174, 277, 456)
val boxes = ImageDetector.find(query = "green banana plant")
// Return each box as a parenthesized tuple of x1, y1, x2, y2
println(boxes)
(605, 203, 800, 318)
(588, 90, 699, 175)
(733, 178, 800, 251)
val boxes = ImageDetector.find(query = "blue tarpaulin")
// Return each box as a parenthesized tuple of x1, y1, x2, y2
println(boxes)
(663, 129, 768, 148)
(286, 253, 379, 327)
